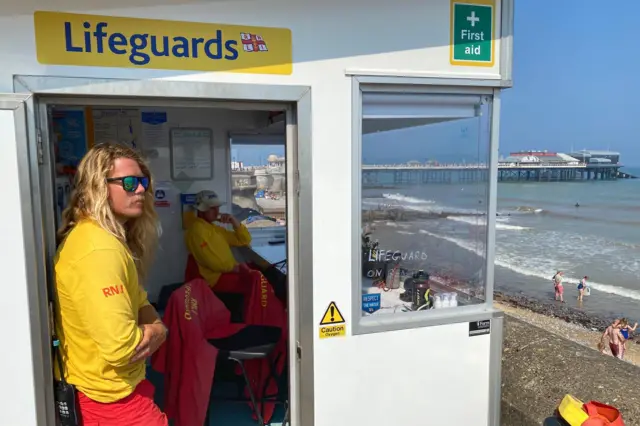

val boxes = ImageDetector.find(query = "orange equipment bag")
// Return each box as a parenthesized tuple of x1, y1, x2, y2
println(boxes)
(557, 395, 625, 426)
(582, 401, 625, 426)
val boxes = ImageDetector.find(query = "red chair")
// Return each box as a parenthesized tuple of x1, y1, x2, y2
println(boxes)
(181, 258, 286, 424)
(185, 254, 202, 283)
(184, 254, 245, 323)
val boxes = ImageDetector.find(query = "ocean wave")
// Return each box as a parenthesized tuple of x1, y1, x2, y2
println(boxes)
(501, 196, 640, 213)
(382, 193, 434, 204)
(447, 216, 531, 231)
(381, 193, 483, 215)
(538, 209, 640, 227)
(497, 223, 531, 231)
(419, 230, 640, 302)
(511, 206, 544, 214)
(496, 230, 640, 277)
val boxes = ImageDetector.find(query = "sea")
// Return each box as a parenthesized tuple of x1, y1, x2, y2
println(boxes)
(362, 167, 640, 321)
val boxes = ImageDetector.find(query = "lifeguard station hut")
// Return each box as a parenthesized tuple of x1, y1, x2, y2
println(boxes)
(0, 0, 513, 424)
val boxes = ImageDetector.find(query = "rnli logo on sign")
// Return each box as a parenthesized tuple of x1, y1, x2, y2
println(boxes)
(240, 33, 268, 52)
(33, 11, 292, 75)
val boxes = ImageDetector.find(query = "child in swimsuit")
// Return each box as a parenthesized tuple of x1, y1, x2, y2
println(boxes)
(620, 318, 638, 357)
(577, 276, 587, 301)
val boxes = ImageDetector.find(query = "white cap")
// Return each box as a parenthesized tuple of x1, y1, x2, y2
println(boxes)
(195, 190, 225, 212)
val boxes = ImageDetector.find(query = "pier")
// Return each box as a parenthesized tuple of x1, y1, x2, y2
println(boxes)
(497, 163, 626, 182)
(363, 164, 488, 185)
(361, 163, 635, 186)
(231, 151, 635, 189)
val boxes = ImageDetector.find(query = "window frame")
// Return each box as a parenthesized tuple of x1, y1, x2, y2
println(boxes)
(350, 76, 502, 335)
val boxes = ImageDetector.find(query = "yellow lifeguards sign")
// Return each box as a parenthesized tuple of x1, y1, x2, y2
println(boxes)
(33, 11, 292, 75)
(319, 301, 346, 339)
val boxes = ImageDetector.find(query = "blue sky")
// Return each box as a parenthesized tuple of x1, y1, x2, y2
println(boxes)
(235, 0, 640, 166)
(501, 0, 640, 166)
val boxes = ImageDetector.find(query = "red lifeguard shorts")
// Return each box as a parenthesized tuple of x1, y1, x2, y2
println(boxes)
(77, 380, 168, 426)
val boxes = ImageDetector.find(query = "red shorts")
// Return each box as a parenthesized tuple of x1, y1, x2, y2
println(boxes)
(610, 342, 623, 359)
(77, 380, 167, 426)
(555, 285, 564, 295)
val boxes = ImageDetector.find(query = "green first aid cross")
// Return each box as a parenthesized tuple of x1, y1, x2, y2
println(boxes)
(450, 0, 495, 66)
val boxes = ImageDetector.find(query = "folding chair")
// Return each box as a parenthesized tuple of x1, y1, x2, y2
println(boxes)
(205, 325, 287, 425)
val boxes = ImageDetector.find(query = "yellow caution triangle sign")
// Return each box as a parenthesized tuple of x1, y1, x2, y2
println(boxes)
(319, 302, 345, 325)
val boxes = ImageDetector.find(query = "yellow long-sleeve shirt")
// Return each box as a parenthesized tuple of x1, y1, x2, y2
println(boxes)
(54, 220, 149, 403)
(185, 217, 252, 287)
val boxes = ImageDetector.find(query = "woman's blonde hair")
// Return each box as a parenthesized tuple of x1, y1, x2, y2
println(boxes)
(58, 142, 159, 279)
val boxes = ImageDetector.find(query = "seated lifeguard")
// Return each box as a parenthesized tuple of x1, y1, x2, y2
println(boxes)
(184, 190, 252, 285)
(185, 190, 286, 324)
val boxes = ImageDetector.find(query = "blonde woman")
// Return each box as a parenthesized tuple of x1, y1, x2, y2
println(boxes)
(55, 143, 168, 425)
(552, 271, 565, 303)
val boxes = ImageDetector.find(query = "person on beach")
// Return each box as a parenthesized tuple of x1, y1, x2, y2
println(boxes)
(598, 319, 619, 353)
(577, 276, 588, 302)
(552, 271, 564, 303)
(620, 318, 637, 355)
(601, 319, 626, 360)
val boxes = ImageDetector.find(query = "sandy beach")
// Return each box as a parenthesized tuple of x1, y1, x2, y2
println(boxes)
(495, 294, 640, 367)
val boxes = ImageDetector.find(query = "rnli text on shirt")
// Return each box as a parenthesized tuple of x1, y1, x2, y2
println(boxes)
(64, 21, 239, 66)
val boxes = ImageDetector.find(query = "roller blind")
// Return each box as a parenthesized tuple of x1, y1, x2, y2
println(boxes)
(362, 92, 483, 134)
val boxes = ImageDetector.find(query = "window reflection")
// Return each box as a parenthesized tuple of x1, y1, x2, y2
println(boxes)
(360, 102, 490, 316)
(230, 144, 287, 232)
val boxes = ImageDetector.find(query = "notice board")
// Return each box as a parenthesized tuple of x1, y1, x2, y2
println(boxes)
(169, 128, 213, 181)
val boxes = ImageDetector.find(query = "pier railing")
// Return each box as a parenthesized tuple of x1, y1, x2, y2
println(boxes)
(363, 164, 486, 170)
(360, 162, 624, 183)
(361, 162, 590, 170)
(497, 162, 588, 169)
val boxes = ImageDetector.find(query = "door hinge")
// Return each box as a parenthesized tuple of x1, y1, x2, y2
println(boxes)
(296, 341, 302, 360)
(294, 170, 300, 196)
(36, 128, 44, 165)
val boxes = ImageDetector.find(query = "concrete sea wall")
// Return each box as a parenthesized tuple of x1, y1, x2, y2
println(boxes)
(501, 316, 640, 425)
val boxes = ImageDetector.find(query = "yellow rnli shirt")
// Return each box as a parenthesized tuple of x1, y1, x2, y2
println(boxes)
(54, 220, 149, 403)
(185, 217, 252, 287)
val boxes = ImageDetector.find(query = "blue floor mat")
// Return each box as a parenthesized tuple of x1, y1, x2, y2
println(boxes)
(147, 366, 286, 426)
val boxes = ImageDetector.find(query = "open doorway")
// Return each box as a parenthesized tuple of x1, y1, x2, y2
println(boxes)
(230, 126, 288, 249)
(42, 98, 294, 426)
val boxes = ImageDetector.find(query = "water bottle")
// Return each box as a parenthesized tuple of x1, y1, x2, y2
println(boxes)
(442, 293, 451, 308)
(450, 293, 458, 307)
(434, 295, 442, 309)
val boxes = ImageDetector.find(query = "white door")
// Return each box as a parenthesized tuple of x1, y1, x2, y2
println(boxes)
(0, 94, 56, 425)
